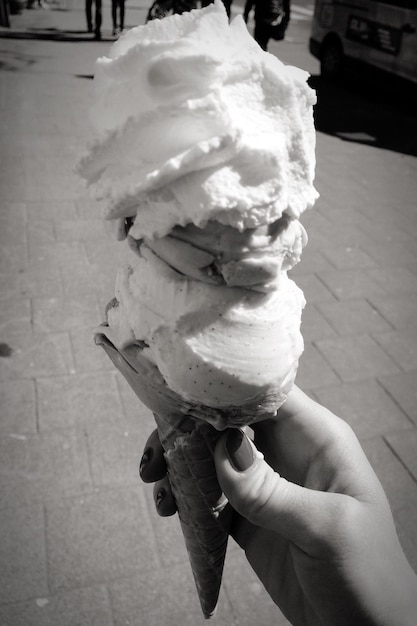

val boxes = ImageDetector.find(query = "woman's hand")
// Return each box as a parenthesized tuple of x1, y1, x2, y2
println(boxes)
(140, 386, 417, 625)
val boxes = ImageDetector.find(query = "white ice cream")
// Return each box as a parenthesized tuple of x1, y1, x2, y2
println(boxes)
(107, 245, 305, 410)
(80, 1, 318, 414)
(79, 0, 318, 238)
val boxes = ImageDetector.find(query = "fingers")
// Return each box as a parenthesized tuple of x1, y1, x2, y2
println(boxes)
(214, 428, 344, 552)
(153, 476, 177, 517)
(139, 429, 167, 483)
(139, 429, 177, 516)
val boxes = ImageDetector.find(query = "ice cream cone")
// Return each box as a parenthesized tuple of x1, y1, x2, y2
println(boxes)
(154, 409, 232, 619)
(81, 7, 318, 618)
(95, 329, 232, 619)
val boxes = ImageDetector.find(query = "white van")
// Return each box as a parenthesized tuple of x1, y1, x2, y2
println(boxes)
(309, 0, 417, 83)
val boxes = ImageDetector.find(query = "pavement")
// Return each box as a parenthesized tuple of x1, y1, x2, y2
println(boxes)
(1, 2, 417, 625)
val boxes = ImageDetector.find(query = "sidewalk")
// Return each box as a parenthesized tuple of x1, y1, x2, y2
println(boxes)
(1, 3, 417, 625)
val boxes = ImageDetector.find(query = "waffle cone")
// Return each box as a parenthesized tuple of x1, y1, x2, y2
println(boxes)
(94, 330, 232, 618)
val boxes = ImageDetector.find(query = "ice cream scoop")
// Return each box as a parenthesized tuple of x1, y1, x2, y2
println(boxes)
(137, 214, 308, 291)
(103, 246, 305, 427)
(78, 0, 318, 238)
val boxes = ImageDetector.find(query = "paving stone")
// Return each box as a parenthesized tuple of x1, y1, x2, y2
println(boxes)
(317, 299, 393, 335)
(300, 303, 338, 342)
(0, 504, 48, 603)
(108, 565, 234, 626)
(0, 585, 113, 626)
(291, 273, 336, 304)
(378, 371, 417, 426)
(70, 327, 114, 373)
(313, 219, 373, 250)
(25, 161, 79, 203)
(223, 542, 291, 626)
(359, 215, 416, 246)
(368, 266, 417, 295)
(32, 295, 100, 333)
(0, 297, 32, 336)
(368, 293, 417, 329)
(0, 379, 37, 434)
(0, 202, 27, 246)
(394, 505, 417, 573)
(317, 204, 372, 229)
(0, 159, 27, 201)
(373, 327, 417, 371)
(385, 429, 417, 482)
(86, 423, 144, 487)
(46, 488, 158, 593)
(115, 373, 156, 434)
(0, 428, 92, 509)
(313, 380, 413, 440)
(60, 259, 101, 298)
(321, 245, 377, 271)
(74, 195, 106, 220)
(315, 334, 400, 383)
(295, 342, 340, 390)
(26, 216, 56, 248)
(0, 242, 28, 273)
(83, 239, 131, 272)
(0, 331, 75, 381)
(300, 211, 333, 248)
(36, 371, 123, 431)
(364, 238, 417, 268)
(0, 268, 64, 300)
(55, 219, 108, 242)
(28, 240, 88, 273)
(289, 245, 330, 276)
(361, 438, 417, 513)
(25, 200, 78, 222)
(0, 200, 26, 220)
(318, 268, 387, 301)
(142, 486, 190, 569)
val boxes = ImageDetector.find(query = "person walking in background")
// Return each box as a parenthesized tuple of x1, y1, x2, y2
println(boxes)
(111, 0, 125, 36)
(85, 0, 102, 39)
(146, 0, 197, 21)
(244, 0, 290, 51)
(201, 0, 232, 18)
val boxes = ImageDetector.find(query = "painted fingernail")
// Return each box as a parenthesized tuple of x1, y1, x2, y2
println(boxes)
(139, 448, 153, 477)
(155, 488, 166, 509)
(226, 429, 254, 471)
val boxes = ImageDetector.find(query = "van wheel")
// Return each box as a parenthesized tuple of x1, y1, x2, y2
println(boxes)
(321, 39, 343, 80)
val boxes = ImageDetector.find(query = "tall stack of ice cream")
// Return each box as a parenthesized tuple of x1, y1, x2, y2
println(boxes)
(78, 0, 318, 617)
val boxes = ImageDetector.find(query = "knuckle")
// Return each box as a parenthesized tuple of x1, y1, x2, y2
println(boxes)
(237, 467, 280, 526)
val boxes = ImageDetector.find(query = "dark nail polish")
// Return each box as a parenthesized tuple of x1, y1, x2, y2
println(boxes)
(139, 448, 153, 476)
(226, 429, 254, 471)
(155, 488, 166, 509)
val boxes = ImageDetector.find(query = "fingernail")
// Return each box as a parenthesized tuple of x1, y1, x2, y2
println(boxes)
(226, 429, 254, 472)
(139, 448, 153, 477)
(155, 488, 166, 509)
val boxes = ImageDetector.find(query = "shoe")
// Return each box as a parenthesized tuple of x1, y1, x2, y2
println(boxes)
(94, 30, 101, 40)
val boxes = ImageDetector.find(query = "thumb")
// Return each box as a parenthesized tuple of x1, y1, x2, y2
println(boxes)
(214, 429, 340, 550)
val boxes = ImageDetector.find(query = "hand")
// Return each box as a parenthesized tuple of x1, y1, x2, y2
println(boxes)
(140, 386, 417, 625)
